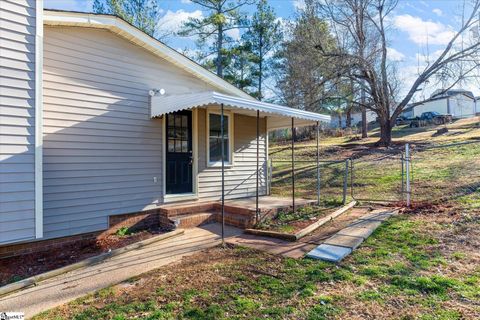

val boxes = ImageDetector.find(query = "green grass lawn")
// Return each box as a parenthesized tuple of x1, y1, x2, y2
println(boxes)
(34, 200, 480, 319)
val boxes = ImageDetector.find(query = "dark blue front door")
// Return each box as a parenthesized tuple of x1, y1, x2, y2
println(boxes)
(166, 110, 193, 194)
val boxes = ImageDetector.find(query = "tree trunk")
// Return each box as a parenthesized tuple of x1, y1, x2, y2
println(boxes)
(338, 114, 342, 128)
(377, 118, 392, 147)
(346, 109, 352, 128)
(258, 31, 263, 101)
(217, 23, 224, 77)
(361, 107, 368, 138)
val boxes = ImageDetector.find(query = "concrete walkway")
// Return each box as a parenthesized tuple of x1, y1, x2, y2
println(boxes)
(0, 224, 242, 318)
(306, 209, 396, 262)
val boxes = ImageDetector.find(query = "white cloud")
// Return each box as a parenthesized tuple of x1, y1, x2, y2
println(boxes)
(432, 8, 443, 17)
(387, 47, 406, 61)
(292, 0, 305, 10)
(225, 28, 240, 41)
(181, 0, 192, 3)
(393, 14, 455, 45)
(157, 9, 203, 35)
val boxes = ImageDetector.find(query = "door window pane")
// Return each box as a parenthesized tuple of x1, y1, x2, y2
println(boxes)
(168, 139, 175, 152)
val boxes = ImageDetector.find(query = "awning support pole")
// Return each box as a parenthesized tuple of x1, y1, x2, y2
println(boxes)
(255, 110, 260, 224)
(221, 103, 225, 245)
(291, 118, 295, 212)
(316, 121, 320, 206)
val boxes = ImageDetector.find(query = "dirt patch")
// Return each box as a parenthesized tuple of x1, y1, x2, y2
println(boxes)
(255, 206, 337, 234)
(0, 227, 167, 287)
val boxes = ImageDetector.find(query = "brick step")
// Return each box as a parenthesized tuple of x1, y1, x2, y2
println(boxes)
(169, 210, 256, 229)
(170, 212, 216, 229)
(160, 202, 216, 217)
(215, 211, 256, 229)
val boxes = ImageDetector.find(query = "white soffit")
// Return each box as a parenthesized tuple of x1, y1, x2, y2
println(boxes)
(151, 91, 331, 129)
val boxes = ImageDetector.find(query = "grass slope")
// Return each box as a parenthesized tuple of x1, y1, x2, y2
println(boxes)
(34, 201, 480, 319)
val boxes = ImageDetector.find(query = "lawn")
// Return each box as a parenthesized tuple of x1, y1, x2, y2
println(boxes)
(34, 200, 480, 319)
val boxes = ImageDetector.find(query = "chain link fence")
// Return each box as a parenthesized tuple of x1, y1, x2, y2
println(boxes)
(269, 140, 480, 209)
(269, 158, 349, 207)
(350, 149, 405, 203)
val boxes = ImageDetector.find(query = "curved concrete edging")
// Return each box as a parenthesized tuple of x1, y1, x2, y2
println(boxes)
(244, 201, 357, 241)
(0, 229, 185, 297)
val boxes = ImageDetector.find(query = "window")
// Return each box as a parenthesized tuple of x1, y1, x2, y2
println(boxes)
(208, 112, 232, 165)
(167, 113, 190, 153)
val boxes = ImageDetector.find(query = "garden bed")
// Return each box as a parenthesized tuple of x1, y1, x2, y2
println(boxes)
(246, 201, 356, 241)
(0, 226, 167, 287)
(256, 205, 336, 234)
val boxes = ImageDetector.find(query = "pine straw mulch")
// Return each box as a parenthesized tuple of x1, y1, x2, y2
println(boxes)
(0, 227, 167, 287)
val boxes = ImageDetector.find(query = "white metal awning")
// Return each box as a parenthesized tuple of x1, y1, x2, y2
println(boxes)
(150, 91, 330, 130)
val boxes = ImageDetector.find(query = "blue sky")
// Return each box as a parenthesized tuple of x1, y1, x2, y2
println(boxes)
(44, 0, 478, 99)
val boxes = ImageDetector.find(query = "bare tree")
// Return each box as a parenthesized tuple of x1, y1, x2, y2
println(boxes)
(315, 0, 480, 146)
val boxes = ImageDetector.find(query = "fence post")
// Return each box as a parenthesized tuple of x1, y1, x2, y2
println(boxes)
(268, 158, 273, 196)
(343, 159, 349, 205)
(405, 143, 411, 207)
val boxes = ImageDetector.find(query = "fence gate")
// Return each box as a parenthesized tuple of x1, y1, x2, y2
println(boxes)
(410, 141, 480, 207)
(350, 150, 406, 203)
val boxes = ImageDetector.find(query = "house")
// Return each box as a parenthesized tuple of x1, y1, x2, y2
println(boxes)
(330, 110, 377, 128)
(0, 2, 330, 252)
(403, 89, 477, 119)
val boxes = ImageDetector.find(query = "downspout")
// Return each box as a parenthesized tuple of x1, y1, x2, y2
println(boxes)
(35, 0, 44, 239)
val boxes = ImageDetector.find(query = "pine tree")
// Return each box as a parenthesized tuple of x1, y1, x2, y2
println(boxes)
(242, 0, 282, 100)
(93, 0, 162, 38)
(178, 0, 253, 78)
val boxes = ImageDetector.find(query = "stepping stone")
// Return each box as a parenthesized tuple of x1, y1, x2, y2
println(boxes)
(337, 225, 377, 239)
(348, 219, 382, 229)
(324, 234, 364, 250)
(306, 244, 352, 262)
(359, 210, 394, 221)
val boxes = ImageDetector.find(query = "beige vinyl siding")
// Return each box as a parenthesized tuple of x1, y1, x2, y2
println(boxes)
(0, 0, 37, 244)
(42, 26, 217, 239)
(197, 109, 267, 200)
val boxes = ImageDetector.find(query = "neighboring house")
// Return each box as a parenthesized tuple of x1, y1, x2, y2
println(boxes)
(476, 96, 480, 114)
(330, 110, 377, 128)
(403, 89, 477, 119)
(0, 3, 330, 247)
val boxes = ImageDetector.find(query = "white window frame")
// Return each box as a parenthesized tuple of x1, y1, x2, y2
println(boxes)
(206, 109, 234, 167)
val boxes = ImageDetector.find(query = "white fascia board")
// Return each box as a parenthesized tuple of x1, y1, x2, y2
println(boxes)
(35, 0, 44, 239)
(42, 11, 254, 101)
